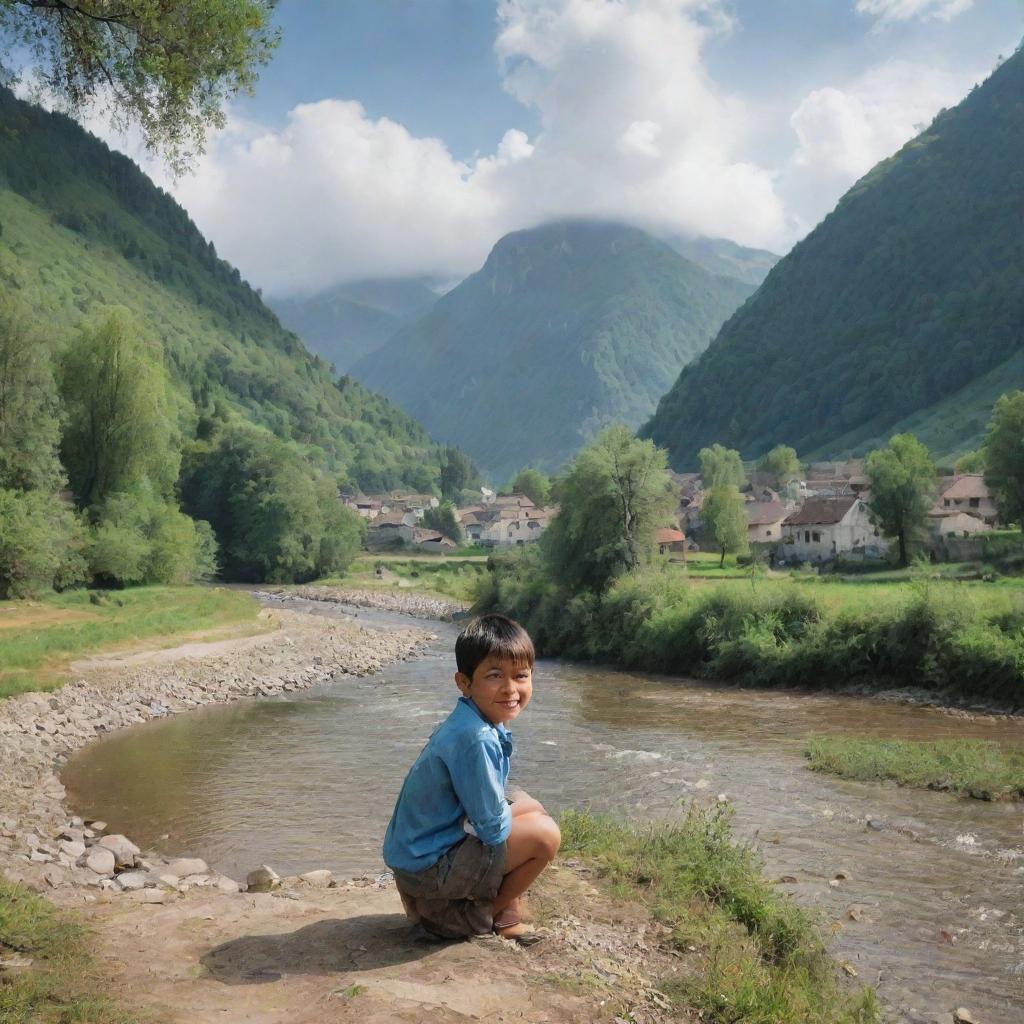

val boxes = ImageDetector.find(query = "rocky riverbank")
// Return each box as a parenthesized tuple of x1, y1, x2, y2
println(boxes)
(264, 585, 469, 621)
(0, 608, 431, 900)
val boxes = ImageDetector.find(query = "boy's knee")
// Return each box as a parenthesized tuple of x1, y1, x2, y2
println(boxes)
(537, 814, 561, 860)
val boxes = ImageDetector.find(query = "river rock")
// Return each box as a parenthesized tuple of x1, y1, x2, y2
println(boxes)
(59, 839, 86, 858)
(246, 865, 280, 892)
(85, 847, 116, 876)
(211, 873, 241, 893)
(88, 821, 108, 832)
(166, 857, 208, 878)
(954, 1010, 980, 1024)
(129, 889, 166, 905)
(115, 870, 149, 892)
(98, 834, 140, 867)
(298, 869, 333, 888)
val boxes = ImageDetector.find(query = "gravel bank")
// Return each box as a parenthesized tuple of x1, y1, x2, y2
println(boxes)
(263, 585, 469, 621)
(0, 608, 431, 900)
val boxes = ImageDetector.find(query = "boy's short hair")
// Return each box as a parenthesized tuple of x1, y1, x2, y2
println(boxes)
(456, 614, 535, 678)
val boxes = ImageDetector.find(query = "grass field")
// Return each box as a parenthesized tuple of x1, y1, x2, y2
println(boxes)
(0, 587, 263, 699)
(0, 879, 137, 1024)
(560, 807, 880, 1024)
(806, 737, 1024, 800)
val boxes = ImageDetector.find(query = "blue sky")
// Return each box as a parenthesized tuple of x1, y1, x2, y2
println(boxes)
(110, 0, 1024, 295)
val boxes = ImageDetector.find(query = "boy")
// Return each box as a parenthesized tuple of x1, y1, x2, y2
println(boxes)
(383, 614, 560, 943)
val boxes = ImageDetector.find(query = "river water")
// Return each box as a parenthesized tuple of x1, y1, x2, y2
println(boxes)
(63, 598, 1024, 1023)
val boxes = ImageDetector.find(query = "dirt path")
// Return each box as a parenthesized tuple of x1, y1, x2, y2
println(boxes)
(82, 865, 682, 1024)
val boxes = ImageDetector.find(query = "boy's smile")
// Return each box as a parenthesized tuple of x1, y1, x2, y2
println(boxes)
(456, 655, 533, 726)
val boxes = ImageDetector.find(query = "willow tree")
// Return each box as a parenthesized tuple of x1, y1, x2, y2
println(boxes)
(864, 433, 935, 566)
(0, 0, 278, 171)
(544, 425, 677, 593)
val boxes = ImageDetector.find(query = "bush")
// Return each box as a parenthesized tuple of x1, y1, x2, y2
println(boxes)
(0, 489, 86, 599)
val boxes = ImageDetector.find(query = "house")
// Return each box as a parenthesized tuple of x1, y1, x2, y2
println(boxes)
(412, 529, 457, 554)
(746, 500, 787, 544)
(346, 496, 386, 520)
(656, 528, 686, 555)
(465, 503, 554, 546)
(936, 475, 999, 527)
(928, 509, 992, 539)
(365, 510, 417, 548)
(782, 497, 885, 562)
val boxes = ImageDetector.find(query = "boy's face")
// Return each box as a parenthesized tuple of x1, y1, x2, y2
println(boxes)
(455, 655, 533, 726)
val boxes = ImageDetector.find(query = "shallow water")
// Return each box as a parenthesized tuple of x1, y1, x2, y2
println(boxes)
(64, 597, 1024, 1023)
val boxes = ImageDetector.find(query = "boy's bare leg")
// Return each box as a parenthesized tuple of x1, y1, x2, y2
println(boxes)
(492, 810, 560, 937)
(509, 794, 546, 818)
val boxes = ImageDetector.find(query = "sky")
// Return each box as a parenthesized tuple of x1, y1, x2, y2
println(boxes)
(78, 0, 1024, 296)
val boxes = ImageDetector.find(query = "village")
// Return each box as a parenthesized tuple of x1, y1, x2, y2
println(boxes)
(344, 460, 1003, 566)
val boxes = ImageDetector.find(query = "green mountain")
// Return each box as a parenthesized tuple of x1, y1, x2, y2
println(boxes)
(0, 86, 446, 493)
(351, 220, 756, 481)
(666, 235, 778, 288)
(643, 49, 1024, 468)
(269, 277, 439, 373)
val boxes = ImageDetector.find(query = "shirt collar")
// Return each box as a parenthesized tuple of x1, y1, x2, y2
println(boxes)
(457, 695, 512, 740)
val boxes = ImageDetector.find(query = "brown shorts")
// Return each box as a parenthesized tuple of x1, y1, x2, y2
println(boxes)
(392, 835, 507, 939)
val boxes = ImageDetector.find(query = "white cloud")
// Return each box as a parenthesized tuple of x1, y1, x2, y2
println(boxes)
(779, 59, 980, 235)
(855, 0, 975, 24)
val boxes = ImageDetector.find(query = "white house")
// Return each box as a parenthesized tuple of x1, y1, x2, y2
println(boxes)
(936, 475, 999, 527)
(782, 497, 885, 561)
(746, 500, 787, 544)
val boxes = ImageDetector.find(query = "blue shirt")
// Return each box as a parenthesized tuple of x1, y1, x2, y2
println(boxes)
(383, 697, 513, 873)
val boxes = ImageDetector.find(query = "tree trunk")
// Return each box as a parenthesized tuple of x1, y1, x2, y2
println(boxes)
(720, 547, 726, 568)
(898, 529, 907, 567)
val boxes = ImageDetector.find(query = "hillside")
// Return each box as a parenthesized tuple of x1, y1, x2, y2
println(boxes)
(0, 86, 444, 493)
(351, 221, 755, 481)
(643, 49, 1024, 469)
(666, 235, 778, 288)
(269, 278, 439, 373)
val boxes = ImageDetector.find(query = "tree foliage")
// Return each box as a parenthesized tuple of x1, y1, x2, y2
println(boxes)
(0, 487, 85, 598)
(701, 485, 749, 567)
(699, 444, 745, 489)
(757, 445, 801, 489)
(60, 309, 178, 508)
(180, 424, 364, 583)
(1, 0, 278, 172)
(439, 446, 479, 502)
(864, 433, 935, 566)
(510, 467, 551, 507)
(0, 294, 63, 492)
(543, 425, 676, 593)
(422, 502, 462, 543)
(984, 390, 1024, 527)
(954, 449, 986, 474)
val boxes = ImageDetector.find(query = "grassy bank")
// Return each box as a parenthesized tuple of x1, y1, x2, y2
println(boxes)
(318, 554, 485, 602)
(806, 737, 1024, 800)
(477, 552, 1024, 707)
(0, 879, 136, 1023)
(0, 586, 263, 699)
(560, 807, 880, 1024)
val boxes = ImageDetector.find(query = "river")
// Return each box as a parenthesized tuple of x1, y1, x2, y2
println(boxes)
(63, 596, 1024, 1023)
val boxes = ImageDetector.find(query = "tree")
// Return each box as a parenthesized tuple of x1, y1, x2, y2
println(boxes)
(699, 443, 745, 489)
(439, 446, 478, 502)
(984, 391, 1024, 528)
(60, 308, 178, 509)
(0, 295, 64, 493)
(0, 488, 85, 598)
(757, 445, 801, 489)
(864, 433, 935, 566)
(954, 449, 986, 474)
(543, 425, 676, 593)
(0, 0, 279, 172)
(510, 467, 550, 507)
(422, 501, 462, 543)
(701, 486, 749, 567)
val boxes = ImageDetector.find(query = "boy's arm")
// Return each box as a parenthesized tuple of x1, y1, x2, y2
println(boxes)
(448, 737, 512, 847)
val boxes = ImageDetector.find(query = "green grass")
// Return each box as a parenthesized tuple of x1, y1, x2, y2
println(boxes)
(806, 737, 1024, 800)
(560, 807, 880, 1024)
(0, 879, 139, 1023)
(0, 586, 262, 698)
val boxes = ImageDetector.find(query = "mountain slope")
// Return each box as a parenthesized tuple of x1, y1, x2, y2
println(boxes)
(0, 87, 445, 492)
(350, 221, 755, 481)
(270, 278, 439, 373)
(666, 235, 778, 288)
(644, 49, 1024, 469)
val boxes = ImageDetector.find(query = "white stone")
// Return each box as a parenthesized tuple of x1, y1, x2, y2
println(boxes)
(165, 857, 208, 878)
(59, 839, 86, 858)
(85, 847, 116, 876)
(129, 889, 166, 905)
(298, 869, 333, 889)
(98, 834, 139, 867)
(114, 870, 148, 892)
(246, 865, 280, 892)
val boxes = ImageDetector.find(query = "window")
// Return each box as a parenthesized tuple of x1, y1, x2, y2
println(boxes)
(969, 497, 980, 508)
(804, 530, 810, 543)
(812, 531, 821, 543)
(766, 529, 772, 536)
(944, 499, 951, 507)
